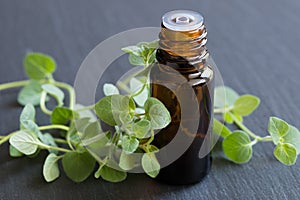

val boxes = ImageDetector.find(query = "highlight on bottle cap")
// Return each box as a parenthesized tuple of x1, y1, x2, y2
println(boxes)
(162, 10, 204, 31)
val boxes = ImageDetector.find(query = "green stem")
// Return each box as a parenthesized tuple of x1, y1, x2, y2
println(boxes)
(40, 91, 52, 115)
(53, 81, 76, 109)
(0, 131, 18, 145)
(229, 113, 260, 140)
(214, 106, 233, 114)
(131, 83, 148, 97)
(53, 138, 68, 144)
(0, 80, 30, 92)
(38, 125, 69, 132)
(39, 143, 72, 153)
(75, 104, 95, 112)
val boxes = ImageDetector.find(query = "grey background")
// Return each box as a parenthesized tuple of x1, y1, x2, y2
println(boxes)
(0, 0, 300, 199)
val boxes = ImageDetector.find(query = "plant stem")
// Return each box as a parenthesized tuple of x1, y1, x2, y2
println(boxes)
(38, 125, 69, 132)
(0, 131, 18, 145)
(39, 143, 72, 153)
(0, 80, 30, 92)
(53, 138, 68, 144)
(53, 81, 76, 109)
(40, 91, 52, 115)
(214, 106, 233, 114)
(131, 83, 147, 97)
(75, 104, 95, 112)
(229, 113, 260, 140)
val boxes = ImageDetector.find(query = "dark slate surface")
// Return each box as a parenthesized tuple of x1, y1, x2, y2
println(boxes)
(1, 0, 300, 199)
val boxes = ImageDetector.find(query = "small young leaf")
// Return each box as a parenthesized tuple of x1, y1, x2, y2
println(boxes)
(42, 84, 65, 106)
(133, 119, 151, 139)
(268, 117, 290, 145)
(214, 86, 239, 108)
(62, 151, 96, 182)
(20, 104, 35, 122)
(9, 145, 23, 157)
(121, 46, 142, 56)
(282, 126, 300, 155)
(233, 95, 260, 116)
(213, 118, 231, 138)
(147, 145, 159, 153)
(103, 83, 120, 96)
(51, 107, 77, 125)
(99, 165, 127, 183)
(43, 153, 60, 182)
(9, 131, 40, 155)
(223, 112, 234, 124)
(119, 151, 135, 171)
(142, 153, 160, 178)
(24, 53, 56, 80)
(144, 98, 171, 129)
(18, 81, 44, 106)
(129, 54, 145, 66)
(121, 135, 139, 153)
(274, 143, 297, 166)
(222, 131, 253, 164)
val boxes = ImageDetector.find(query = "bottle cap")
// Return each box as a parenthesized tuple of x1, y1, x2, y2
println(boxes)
(162, 10, 204, 32)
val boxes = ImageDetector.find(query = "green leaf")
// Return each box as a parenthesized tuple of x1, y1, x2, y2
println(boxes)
(24, 53, 56, 80)
(99, 165, 127, 183)
(42, 84, 64, 106)
(222, 131, 253, 164)
(103, 83, 120, 96)
(214, 86, 239, 108)
(95, 95, 135, 126)
(43, 153, 60, 182)
(147, 40, 159, 48)
(274, 143, 297, 166)
(213, 118, 231, 138)
(42, 133, 58, 154)
(282, 126, 300, 155)
(129, 54, 145, 66)
(122, 45, 142, 56)
(62, 151, 96, 182)
(142, 153, 160, 178)
(233, 95, 260, 116)
(147, 145, 159, 153)
(144, 98, 171, 129)
(9, 131, 40, 155)
(119, 151, 135, 171)
(18, 81, 45, 106)
(9, 145, 23, 157)
(223, 112, 234, 124)
(268, 117, 290, 145)
(81, 122, 110, 150)
(20, 104, 35, 122)
(121, 135, 139, 153)
(130, 78, 148, 107)
(51, 107, 77, 125)
(133, 119, 151, 139)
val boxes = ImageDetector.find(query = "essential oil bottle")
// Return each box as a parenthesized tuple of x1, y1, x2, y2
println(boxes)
(150, 10, 214, 185)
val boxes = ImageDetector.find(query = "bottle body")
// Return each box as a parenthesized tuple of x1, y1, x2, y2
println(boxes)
(150, 10, 214, 185)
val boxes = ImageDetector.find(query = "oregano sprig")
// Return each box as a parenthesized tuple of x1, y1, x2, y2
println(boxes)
(214, 86, 300, 165)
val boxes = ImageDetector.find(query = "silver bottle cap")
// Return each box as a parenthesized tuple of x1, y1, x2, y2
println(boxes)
(162, 10, 204, 32)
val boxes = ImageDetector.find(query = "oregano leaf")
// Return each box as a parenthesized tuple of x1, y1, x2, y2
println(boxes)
(268, 117, 290, 145)
(274, 143, 297, 166)
(222, 131, 253, 164)
(43, 153, 60, 182)
(24, 53, 56, 80)
(233, 95, 260, 116)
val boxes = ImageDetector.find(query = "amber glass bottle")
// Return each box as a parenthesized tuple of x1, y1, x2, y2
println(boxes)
(151, 10, 214, 185)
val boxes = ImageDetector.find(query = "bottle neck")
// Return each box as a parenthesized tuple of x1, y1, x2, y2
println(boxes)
(157, 23, 209, 68)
